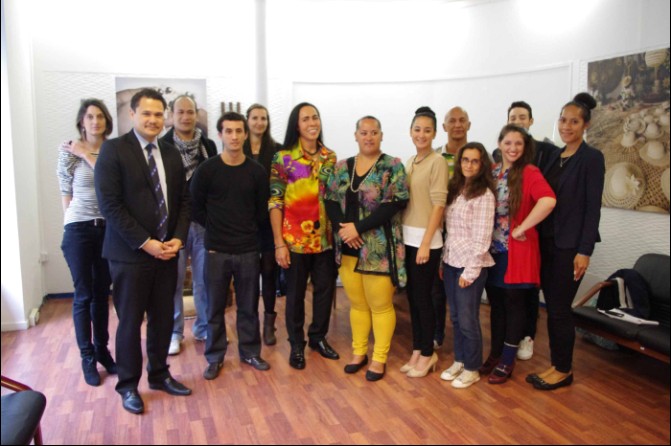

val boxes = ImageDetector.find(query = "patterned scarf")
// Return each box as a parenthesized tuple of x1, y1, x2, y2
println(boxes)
(173, 127, 208, 181)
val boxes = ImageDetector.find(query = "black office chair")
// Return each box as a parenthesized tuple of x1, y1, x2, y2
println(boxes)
(1, 376, 46, 445)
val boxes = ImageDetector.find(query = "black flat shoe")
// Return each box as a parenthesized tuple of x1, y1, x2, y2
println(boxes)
(365, 364, 386, 382)
(533, 373, 574, 391)
(309, 338, 340, 360)
(525, 373, 540, 384)
(149, 376, 192, 396)
(344, 356, 368, 374)
(121, 390, 144, 414)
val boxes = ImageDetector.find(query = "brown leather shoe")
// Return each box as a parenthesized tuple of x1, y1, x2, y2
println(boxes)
(487, 363, 514, 385)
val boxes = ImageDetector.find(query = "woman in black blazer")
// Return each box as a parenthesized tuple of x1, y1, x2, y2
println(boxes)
(527, 93, 605, 390)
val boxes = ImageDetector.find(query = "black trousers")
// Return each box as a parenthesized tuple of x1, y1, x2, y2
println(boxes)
(540, 240, 583, 373)
(285, 250, 336, 345)
(523, 288, 540, 339)
(431, 272, 447, 344)
(205, 251, 261, 363)
(405, 246, 442, 357)
(486, 285, 530, 357)
(109, 258, 177, 394)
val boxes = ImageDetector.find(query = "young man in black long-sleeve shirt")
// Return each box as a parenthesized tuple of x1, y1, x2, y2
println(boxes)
(191, 112, 271, 380)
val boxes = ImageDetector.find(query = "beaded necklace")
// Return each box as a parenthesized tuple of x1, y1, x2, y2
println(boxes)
(350, 154, 382, 193)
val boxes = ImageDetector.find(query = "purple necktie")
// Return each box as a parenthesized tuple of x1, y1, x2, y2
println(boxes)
(145, 143, 168, 241)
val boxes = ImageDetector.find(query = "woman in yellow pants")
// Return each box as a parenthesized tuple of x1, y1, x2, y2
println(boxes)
(325, 116, 409, 381)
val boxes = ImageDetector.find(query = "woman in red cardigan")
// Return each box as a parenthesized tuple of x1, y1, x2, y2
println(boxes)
(481, 124, 556, 384)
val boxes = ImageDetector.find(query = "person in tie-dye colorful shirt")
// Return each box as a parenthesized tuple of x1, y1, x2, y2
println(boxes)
(269, 102, 339, 370)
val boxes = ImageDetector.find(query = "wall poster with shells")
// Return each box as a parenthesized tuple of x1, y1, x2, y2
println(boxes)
(586, 48, 670, 214)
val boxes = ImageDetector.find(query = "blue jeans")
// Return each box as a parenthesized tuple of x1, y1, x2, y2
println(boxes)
(172, 222, 208, 341)
(61, 221, 111, 358)
(204, 250, 261, 362)
(443, 263, 487, 371)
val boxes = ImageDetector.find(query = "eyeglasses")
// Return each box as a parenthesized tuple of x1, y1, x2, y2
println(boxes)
(461, 158, 481, 166)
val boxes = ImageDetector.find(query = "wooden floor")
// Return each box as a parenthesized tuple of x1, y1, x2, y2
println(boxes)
(1, 289, 669, 445)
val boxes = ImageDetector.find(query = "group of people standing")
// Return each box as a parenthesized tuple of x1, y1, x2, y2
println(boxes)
(57, 88, 604, 415)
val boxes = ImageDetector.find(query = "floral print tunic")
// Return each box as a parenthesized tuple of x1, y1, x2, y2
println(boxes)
(325, 154, 409, 287)
(268, 141, 336, 254)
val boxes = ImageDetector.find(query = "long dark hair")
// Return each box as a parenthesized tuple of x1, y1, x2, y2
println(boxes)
(243, 103, 279, 174)
(447, 142, 495, 206)
(498, 124, 535, 218)
(76, 98, 114, 139)
(283, 102, 323, 149)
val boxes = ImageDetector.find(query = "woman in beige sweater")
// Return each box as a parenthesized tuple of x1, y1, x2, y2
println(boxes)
(400, 107, 449, 378)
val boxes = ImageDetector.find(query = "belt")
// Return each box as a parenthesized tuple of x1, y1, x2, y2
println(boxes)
(91, 218, 105, 227)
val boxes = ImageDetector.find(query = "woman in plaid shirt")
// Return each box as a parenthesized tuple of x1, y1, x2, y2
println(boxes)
(439, 143, 496, 389)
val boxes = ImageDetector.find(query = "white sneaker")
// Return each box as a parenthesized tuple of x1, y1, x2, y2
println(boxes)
(451, 369, 480, 389)
(440, 361, 464, 381)
(168, 338, 181, 355)
(517, 336, 534, 360)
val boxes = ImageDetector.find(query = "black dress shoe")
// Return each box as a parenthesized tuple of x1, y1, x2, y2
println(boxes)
(149, 376, 192, 396)
(344, 356, 368, 374)
(308, 338, 340, 360)
(241, 356, 271, 371)
(289, 342, 306, 370)
(203, 362, 223, 380)
(121, 390, 144, 414)
(365, 364, 386, 382)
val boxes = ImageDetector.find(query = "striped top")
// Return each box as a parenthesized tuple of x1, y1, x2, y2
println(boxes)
(57, 140, 103, 225)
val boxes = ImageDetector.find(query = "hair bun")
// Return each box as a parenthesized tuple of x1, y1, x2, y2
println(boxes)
(415, 106, 435, 116)
(573, 92, 597, 110)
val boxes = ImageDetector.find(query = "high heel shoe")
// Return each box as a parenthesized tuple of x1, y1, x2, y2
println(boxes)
(407, 353, 438, 378)
(400, 350, 421, 373)
(344, 356, 368, 374)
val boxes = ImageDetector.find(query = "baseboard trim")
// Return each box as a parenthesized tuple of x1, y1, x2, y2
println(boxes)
(1, 320, 29, 332)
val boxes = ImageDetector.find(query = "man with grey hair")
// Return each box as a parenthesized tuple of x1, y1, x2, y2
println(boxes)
(160, 95, 217, 355)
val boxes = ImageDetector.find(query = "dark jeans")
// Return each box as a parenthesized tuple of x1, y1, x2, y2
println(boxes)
(443, 263, 487, 371)
(205, 251, 261, 363)
(540, 240, 583, 373)
(285, 250, 336, 345)
(61, 222, 111, 359)
(405, 246, 441, 357)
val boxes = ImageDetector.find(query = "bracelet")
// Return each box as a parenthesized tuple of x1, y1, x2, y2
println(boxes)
(275, 245, 287, 250)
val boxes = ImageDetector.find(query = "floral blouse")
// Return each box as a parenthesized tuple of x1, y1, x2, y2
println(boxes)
(268, 141, 336, 254)
(325, 154, 409, 287)
(491, 163, 510, 254)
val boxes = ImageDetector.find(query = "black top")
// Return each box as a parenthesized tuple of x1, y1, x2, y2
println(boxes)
(190, 156, 269, 254)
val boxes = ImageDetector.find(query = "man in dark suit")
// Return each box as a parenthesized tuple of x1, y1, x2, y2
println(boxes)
(95, 88, 192, 415)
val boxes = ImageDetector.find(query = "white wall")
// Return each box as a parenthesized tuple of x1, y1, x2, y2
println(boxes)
(2, 0, 669, 330)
